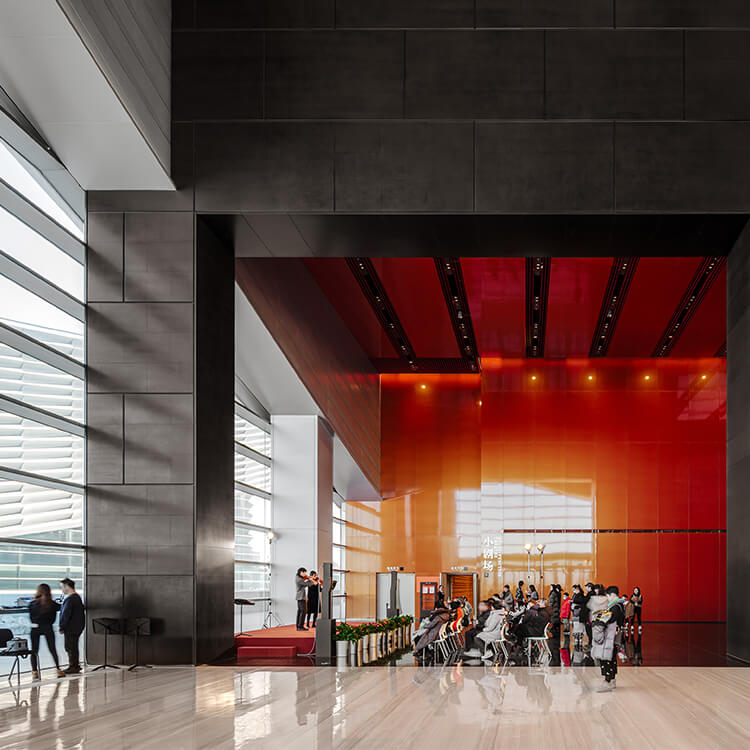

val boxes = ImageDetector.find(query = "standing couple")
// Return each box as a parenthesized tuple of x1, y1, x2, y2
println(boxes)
(28, 578, 85, 679)
(294, 567, 321, 631)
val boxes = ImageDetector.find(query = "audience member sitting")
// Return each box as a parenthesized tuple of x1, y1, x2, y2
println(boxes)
(474, 600, 505, 658)
(461, 600, 491, 656)
(414, 605, 450, 653)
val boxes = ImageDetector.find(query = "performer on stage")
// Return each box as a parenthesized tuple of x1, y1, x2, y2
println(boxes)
(305, 571, 322, 629)
(295, 567, 314, 631)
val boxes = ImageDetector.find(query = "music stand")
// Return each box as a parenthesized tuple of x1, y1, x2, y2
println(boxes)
(125, 618, 152, 671)
(234, 598, 255, 635)
(91, 618, 122, 671)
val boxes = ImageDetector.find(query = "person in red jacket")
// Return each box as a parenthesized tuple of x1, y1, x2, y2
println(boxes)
(560, 591, 572, 636)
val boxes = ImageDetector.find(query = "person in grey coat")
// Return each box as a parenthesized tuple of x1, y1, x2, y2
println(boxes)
(295, 567, 314, 631)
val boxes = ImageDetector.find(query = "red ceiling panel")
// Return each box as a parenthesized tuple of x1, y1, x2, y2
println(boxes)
(303, 258, 396, 359)
(462, 258, 525, 357)
(608, 258, 703, 357)
(373, 258, 459, 358)
(670, 265, 726, 358)
(545, 257, 613, 357)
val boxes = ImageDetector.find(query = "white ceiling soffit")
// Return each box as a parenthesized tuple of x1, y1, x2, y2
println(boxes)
(0, 1, 173, 190)
(235, 284, 381, 503)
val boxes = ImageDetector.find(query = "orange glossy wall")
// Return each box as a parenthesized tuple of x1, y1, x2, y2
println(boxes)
(372, 359, 726, 622)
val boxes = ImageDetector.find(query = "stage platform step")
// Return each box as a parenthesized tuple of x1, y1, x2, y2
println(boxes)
(238, 645, 297, 658)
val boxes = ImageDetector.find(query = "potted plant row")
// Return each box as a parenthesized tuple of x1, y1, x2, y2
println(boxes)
(335, 615, 414, 665)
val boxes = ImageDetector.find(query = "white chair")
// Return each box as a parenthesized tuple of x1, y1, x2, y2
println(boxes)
(525, 622, 552, 666)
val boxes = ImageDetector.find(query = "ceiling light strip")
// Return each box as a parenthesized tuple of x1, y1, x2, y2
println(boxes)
(589, 257, 640, 358)
(433, 258, 480, 373)
(525, 257, 551, 358)
(652, 257, 725, 358)
(346, 258, 419, 371)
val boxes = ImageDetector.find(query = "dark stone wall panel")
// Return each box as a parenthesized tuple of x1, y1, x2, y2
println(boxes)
(336, 0, 474, 28)
(265, 32, 404, 118)
(334, 122, 474, 212)
(686, 32, 750, 120)
(194, 123, 334, 212)
(615, 123, 750, 212)
(545, 31, 683, 119)
(123, 393, 194, 484)
(728, 226, 750, 663)
(173, 31, 263, 120)
(124, 575, 195, 664)
(125, 212, 194, 302)
(87, 212, 123, 302)
(195, 0, 335, 29)
(86, 394, 123, 484)
(477, 0, 613, 27)
(405, 31, 543, 118)
(616, 1, 750, 27)
(476, 122, 614, 211)
(87, 302, 194, 393)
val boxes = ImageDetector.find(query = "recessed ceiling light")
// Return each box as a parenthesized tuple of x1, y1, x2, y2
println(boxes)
(531, 375, 537, 381)
(644, 375, 651, 381)
(701, 374, 707, 380)
(420, 384, 427, 390)
(588, 375, 594, 381)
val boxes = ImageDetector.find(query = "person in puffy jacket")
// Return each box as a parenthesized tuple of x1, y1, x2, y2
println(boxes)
(560, 591, 571, 634)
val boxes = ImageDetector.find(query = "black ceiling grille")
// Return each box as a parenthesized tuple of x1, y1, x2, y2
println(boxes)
(525, 257, 551, 357)
(346, 258, 419, 371)
(589, 257, 640, 358)
(434, 258, 481, 373)
(372, 357, 478, 374)
(715, 342, 727, 358)
(652, 257, 726, 357)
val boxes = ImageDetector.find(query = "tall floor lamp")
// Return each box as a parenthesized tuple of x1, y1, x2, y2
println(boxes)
(537, 543, 546, 590)
(524, 543, 532, 582)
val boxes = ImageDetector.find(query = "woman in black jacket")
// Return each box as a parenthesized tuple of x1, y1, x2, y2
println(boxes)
(305, 571, 321, 628)
(28, 583, 64, 679)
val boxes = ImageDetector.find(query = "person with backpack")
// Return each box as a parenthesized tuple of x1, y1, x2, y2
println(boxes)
(591, 585, 626, 692)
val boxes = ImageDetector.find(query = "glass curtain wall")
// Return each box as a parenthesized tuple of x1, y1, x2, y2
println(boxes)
(333, 493, 347, 621)
(0, 100, 85, 675)
(234, 401, 272, 633)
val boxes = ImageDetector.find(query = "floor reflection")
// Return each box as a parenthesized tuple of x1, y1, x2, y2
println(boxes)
(0, 660, 747, 748)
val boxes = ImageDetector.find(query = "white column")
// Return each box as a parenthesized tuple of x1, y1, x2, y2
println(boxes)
(271, 415, 333, 626)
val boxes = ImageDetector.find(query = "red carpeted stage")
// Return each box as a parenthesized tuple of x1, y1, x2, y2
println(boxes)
(235, 625, 315, 659)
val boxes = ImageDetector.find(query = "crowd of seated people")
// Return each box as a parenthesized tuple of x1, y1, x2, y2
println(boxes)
(412, 581, 643, 675)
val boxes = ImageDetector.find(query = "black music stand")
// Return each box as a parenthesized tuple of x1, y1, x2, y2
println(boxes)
(125, 617, 152, 671)
(234, 598, 255, 635)
(91, 618, 122, 670)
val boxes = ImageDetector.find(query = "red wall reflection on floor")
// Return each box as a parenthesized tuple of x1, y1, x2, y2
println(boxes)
(379, 359, 726, 621)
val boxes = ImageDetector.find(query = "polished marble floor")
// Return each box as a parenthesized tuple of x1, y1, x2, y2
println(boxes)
(0, 664, 748, 749)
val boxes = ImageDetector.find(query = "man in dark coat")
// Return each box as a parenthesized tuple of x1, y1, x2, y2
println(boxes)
(59, 578, 85, 674)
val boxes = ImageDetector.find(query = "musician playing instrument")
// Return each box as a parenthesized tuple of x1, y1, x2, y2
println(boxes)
(295, 567, 315, 631)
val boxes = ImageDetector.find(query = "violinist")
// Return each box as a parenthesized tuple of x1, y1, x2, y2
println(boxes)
(295, 567, 315, 631)
(306, 570, 322, 629)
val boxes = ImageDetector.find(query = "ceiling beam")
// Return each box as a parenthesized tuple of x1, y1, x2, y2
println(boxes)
(589, 257, 640, 358)
(652, 257, 725, 357)
(346, 258, 419, 371)
(525, 257, 551, 357)
(434, 258, 480, 372)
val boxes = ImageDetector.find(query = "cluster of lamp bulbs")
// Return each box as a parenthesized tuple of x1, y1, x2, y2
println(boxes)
(524, 543, 546, 553)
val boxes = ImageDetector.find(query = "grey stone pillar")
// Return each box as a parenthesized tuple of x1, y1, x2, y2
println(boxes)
(86, 211, 234, 665)
(728, 222, 750, 663)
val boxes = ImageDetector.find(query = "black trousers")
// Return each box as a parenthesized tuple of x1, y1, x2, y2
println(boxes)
(600, 657, 618, 682)
(296, 600, 307, 629)
(64, 631, 81, 669)
(633, 607, 642, 625)
(30, 625, 59, 671)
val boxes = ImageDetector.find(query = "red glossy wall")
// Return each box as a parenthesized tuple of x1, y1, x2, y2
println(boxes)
(378, 359, 726, 622)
